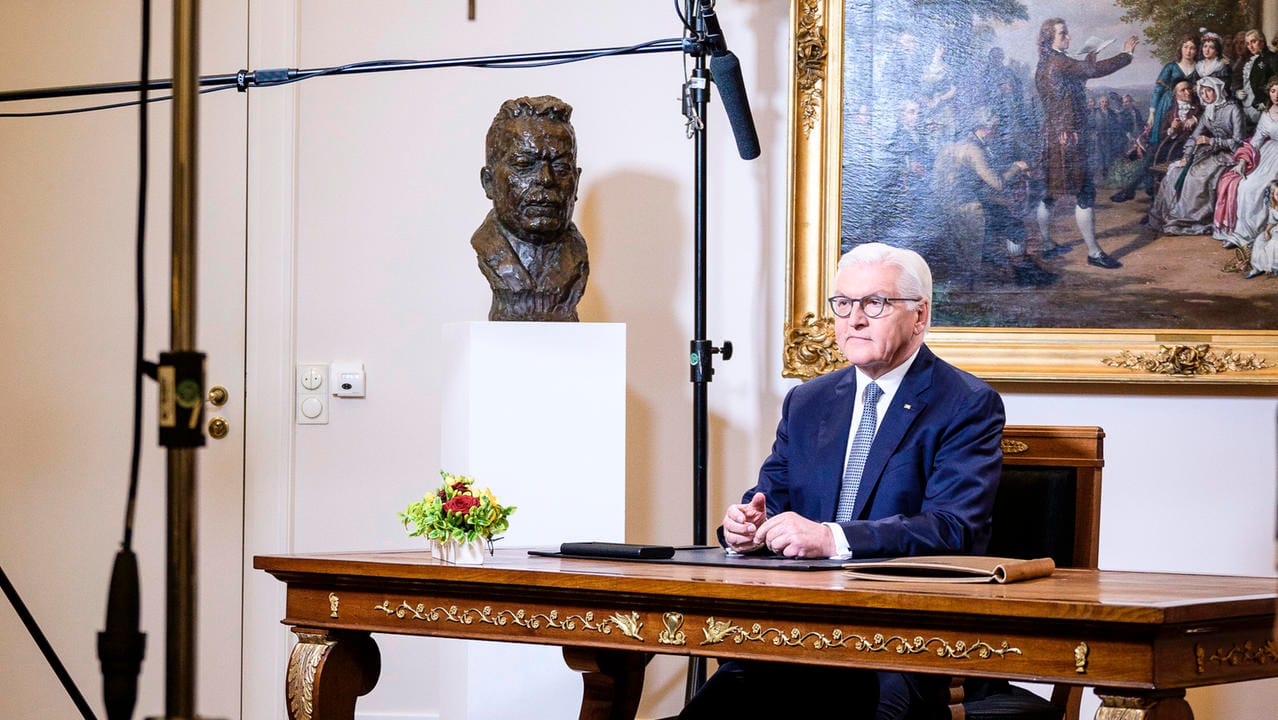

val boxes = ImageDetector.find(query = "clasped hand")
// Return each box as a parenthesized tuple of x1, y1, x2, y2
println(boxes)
(723, 492, 835, 558)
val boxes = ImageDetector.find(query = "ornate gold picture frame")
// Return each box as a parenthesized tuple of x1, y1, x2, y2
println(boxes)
(783, 0, 1278, 384)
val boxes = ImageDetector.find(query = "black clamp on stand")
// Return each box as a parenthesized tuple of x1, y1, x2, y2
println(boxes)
(156, 351, 206, 449)
(689, 339, 733, 384)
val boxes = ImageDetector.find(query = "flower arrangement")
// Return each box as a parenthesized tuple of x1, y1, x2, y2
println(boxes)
(400, 471, 516, 550)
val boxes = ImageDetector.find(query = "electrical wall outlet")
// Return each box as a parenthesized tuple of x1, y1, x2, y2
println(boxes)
(296, 363, 329, 425)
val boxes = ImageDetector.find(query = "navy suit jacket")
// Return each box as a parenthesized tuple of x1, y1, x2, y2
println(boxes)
(744, 344, 1005, 558)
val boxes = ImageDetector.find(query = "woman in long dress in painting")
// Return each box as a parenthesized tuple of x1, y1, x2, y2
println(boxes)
(1147, 77, 1242, 234)
(1217, 78, 1278, 253)
(1244, 191, 1278, 277)
(1111, 35, 1198, 202)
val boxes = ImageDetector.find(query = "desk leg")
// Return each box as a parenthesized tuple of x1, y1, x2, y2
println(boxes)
(562, 647, 653, 720)
(285, 628, 381, 720)
(1095, 689, 1192, 720)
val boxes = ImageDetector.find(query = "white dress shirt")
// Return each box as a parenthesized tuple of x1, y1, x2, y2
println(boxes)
(823, 349, 921, 558)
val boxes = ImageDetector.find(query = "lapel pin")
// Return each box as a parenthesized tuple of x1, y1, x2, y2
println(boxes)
(903, 403, 912, 410)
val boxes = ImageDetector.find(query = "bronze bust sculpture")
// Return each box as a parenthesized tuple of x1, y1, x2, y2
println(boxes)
(472, 96, 589, 322)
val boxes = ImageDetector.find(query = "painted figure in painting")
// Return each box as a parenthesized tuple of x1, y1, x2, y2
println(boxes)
(1196, 31, 1231, 90)
(1236, 29, 1278, 131)
(472, 95, 588, 322)
(1244, 182, 1278, 278)
(1217, 78, 1278, 265)
(874, 98, 935, 246)
(932, 107, 1051, 286)
(1111, 34, 1200, 202)
(1146, 76, 1242, 235)
(1033, 18, 1139, 269)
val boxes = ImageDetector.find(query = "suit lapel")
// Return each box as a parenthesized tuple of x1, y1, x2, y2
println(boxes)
(849, 346, 934, 520)
(813, 369, 857, 521)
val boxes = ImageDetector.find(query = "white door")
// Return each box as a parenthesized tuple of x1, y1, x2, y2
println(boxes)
(0, 3, 250, 718)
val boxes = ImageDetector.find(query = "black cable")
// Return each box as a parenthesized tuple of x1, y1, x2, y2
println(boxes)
(1, 38, 682, 117)
(468, 38, 679, 69)
(674, 0, 695, 32)
(95, 5, 151, 719)
(123, 0, 151, 551)
(1, 565, 99, 720)
(0, 85, 236, 118)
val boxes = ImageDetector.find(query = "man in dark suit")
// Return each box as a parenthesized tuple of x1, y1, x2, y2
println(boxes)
(1239, 29, 1278, 131)
(679, 243, 1005, 720)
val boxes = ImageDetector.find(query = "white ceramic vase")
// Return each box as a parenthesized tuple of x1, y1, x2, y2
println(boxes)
(438, 538, 486, 565)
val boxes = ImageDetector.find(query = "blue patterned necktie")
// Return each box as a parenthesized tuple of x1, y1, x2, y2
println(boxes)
(835, 381, 882, 522)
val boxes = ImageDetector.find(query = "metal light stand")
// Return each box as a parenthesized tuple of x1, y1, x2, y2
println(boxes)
(159, 1, 202, 718)
(0, 4, 746, 716)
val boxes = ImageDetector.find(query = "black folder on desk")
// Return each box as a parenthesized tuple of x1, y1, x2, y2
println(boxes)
(528, 544, 848, 571)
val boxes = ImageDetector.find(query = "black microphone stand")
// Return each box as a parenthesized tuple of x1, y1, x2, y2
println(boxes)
(1, 4, 758, 715)
(682, 17, 719, 704)
(682, 0, 765, 701)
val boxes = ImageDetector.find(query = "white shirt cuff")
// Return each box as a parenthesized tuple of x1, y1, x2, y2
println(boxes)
(823, 522, 853, 559)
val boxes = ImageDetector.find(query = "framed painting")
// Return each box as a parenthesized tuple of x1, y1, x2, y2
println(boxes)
(784, 0, 1278, 384)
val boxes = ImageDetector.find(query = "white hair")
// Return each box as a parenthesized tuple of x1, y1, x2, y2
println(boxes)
(837, 243, 933, 325)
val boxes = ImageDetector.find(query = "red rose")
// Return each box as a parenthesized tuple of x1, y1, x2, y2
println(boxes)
(443, 494, 480, 515)
(451, 481, 470, 492)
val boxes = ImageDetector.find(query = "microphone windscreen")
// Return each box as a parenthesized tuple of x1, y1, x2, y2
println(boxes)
(710, 52, 761, 160)
(98, 548, 145, 720)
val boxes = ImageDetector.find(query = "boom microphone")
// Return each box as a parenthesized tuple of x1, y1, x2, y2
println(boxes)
(698, 0, 761, 160)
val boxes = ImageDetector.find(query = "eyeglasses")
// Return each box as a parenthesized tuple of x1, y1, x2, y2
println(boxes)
(827, 294, 921, 319)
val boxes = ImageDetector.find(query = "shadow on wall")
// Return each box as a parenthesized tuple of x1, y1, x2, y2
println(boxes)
(576, 170, 691, 544)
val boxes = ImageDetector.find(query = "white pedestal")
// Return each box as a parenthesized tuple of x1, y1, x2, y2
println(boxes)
(438, 321, 626, 720)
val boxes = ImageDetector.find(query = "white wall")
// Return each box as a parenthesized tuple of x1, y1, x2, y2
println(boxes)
(2, 2, 1276, 720)
(0, 2, 249, 719)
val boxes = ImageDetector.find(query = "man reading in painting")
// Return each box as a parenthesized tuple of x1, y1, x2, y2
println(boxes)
(1033, 18, 1139, 270)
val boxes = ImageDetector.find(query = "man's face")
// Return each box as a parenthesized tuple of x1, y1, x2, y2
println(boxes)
(482, 117, 580, 243)
(1052, 23, 1070, 52)
(1248, 35, 1264, 55)
(833, 262, 928, 379)
(901, 101, 920, 128)
(1175, 82, 1192, 102)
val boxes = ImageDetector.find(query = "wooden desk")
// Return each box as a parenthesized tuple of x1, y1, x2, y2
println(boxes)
(254, 550, 1278, 720)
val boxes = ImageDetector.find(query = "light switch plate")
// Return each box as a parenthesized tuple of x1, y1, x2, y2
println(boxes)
(297, 363, 329, 424)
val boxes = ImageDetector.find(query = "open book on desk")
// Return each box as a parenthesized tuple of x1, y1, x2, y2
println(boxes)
(843, 555, 1055, 584)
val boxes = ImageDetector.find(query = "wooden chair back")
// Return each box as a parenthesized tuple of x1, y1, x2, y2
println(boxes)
(989, 425, 1103, 570)
(955, 425, 1105, 720)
